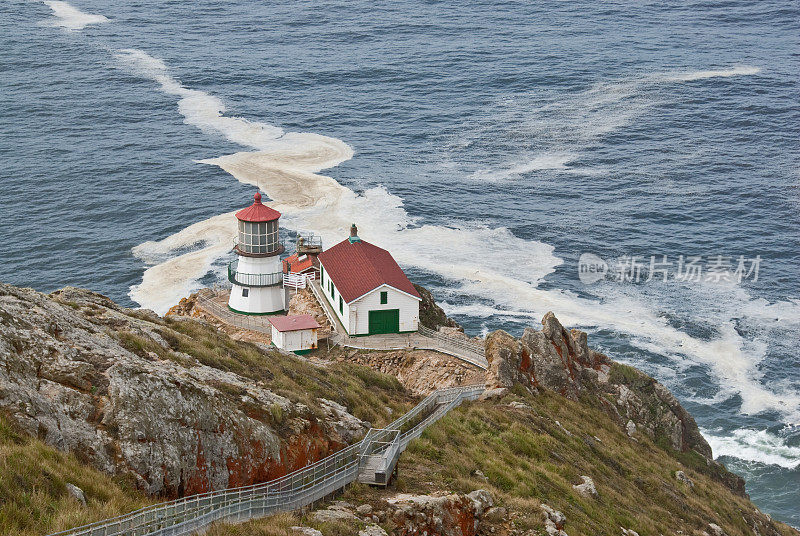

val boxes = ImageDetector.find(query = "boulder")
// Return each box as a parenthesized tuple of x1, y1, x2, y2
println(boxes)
(292, 528, 323, 536)
(540, 503, 567, 535)
(356, 503, 373, 516)
(572, 475, 598, 498)
(359, 525, 389, 536)
(708, 522, 726, 536)
(675, 470, 694, 487)
(626, 420, 637, 437)
(65, 483, 86, 505)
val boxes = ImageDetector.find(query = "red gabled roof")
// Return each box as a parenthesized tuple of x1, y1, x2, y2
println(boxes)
(268, 314, 320, 332)
(282, 254, 315, 274)
(236, 192, 281, 222)
(290, 256, 314, 273)
(317, 238, 421, 303)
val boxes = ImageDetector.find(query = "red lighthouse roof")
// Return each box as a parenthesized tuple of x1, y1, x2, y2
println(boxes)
(235, 192, 281, 222)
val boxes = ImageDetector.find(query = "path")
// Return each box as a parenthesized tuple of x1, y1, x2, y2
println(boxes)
(48, 384, 485, 536)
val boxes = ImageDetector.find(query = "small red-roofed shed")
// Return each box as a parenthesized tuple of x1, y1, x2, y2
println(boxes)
(268, 314, 320, 354)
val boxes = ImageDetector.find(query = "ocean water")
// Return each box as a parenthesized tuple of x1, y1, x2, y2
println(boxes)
(1, 0, 798, 525)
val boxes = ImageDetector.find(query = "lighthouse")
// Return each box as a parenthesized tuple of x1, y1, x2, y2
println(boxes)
(227, 192, 286, 315)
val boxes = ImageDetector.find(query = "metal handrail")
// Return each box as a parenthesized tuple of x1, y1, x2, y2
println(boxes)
(47, 384, 484, 536)
(418, 326, 485, 356)
(227, 261, 283, 287)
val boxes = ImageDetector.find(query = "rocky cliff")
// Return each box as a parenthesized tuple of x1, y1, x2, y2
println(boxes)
(482, 311, 746, 496)
(0, 283, 396, 497)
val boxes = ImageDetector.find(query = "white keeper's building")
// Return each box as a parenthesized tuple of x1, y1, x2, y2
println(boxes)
(317, 225, 421, 336)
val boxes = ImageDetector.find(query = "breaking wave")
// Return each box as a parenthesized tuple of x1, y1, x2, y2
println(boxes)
(703, 427, 800, 469)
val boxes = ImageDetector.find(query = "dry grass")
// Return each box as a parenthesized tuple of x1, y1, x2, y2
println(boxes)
(395, 389, 795, 536)
(0, 315, 414, 536)
(0, 415, 152, 536)
(115, 317, 415, 427)
(206, 389, 797, 536)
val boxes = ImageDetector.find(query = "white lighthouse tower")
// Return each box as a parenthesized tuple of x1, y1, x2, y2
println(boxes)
(227, 192, 285, 315)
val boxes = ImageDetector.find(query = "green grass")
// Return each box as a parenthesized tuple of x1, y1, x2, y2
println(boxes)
(395, 390, 793, 536)
(212, 389, 797, 536)
(151, 317, 412, 426)
(0, 414, 152, 536)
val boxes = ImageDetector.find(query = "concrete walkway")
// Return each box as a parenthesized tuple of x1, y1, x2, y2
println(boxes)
(308, 280, 488, 369)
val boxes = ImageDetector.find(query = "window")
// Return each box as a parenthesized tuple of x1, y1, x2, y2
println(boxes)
(320, 266, 324, 283)
(242, 288, 249, 297)
(339, 296, 343, 314)
(330, 281, 334, 298)
(237, 219, 280, 254)
(380, 291, 388, 304)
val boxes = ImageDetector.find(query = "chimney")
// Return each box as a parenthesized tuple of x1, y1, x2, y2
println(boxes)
(348, 223, 361, 243)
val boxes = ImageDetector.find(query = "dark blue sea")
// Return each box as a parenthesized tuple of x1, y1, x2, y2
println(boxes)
(1, 0, 798, 525)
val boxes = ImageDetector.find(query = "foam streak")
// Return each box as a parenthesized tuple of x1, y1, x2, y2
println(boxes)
(41, 1, 108, 31)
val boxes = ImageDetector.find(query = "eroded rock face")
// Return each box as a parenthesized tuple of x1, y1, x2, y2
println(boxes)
(0, 284, 367, 497)
(484, 312, 723, 479)
(387, 490, 493, 536)
(414, 284, 462, 332)
(337, 348, 484, 396)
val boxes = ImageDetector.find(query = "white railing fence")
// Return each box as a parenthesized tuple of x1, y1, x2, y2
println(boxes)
(47, 384, 484, 536)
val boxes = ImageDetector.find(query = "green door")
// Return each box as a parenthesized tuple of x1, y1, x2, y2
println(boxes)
(368, 309, 400, 335)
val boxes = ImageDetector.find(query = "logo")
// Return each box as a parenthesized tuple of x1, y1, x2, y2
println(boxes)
(578, 253, 608, 285)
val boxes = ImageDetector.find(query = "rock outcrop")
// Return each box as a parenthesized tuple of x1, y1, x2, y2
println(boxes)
(414, 284, 462, 331)
(484, 312, 711, 455)
(0, 284, 368, 497)
(483, 311, 749, 496)
(387, 490, 492, 536)
(306, 491, 495, 536)
(335, 347, 484, 396)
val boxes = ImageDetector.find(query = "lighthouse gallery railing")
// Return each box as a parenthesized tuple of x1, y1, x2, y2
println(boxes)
(46, 384, 485, 536)
(227, 261, 283, 287)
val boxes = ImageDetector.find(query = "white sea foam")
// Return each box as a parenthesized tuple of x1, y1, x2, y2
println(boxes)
(666, 66, 762, 82)
(129, 212, 237, 315)
(41, 1, 108, 31)
(703, 428, 800, 469)
(122, 52, 799, 425)
(473, 66, 761, 181)
(473, 153, 576, 181)
(114, 49, 288, 150)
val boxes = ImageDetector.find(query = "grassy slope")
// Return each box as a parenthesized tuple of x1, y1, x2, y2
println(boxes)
(117, 312, 415, 428)
(397, 388, 791, 535)
(0, 414, 151, 536)
(3, 302, 793, 536)
(209, 387, 796, 536)
(1, 306, 416, 536)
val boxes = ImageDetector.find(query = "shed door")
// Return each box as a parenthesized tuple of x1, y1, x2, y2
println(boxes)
(368, 309, 400, 335)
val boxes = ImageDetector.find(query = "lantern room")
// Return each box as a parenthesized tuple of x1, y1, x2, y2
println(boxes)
(234, 192, 284, 257)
